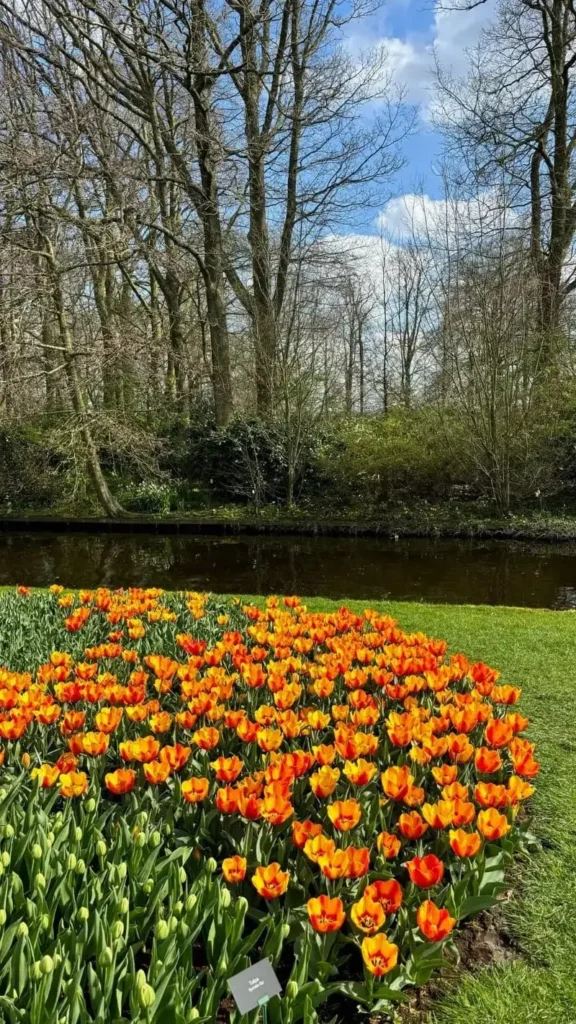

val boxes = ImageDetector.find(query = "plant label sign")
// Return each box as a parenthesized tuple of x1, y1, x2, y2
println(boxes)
(228, 957, 282, 1014)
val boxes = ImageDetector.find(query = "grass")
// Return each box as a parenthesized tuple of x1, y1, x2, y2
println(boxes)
(281, 599, 576, 1024)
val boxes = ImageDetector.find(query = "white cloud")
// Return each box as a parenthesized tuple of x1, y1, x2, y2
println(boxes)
(345, 0, 498, 111)
(376, 189, 521, 242)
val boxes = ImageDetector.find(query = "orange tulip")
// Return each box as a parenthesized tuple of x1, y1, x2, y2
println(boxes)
(343, 758, 377, 786)
(381, 765, 414, 801)
(431, 765, 458, 787)
(193, 726, 220, 750)
(451, 799, 476, 827)
(105, 768, 137, 794)
(477, 808, 511, 840)
(210, 755, 243, 782)
(327, 798, 362, 831)
(474, 783, 508, 808)
(364, 879, 403, 915)
(507, 775, 535, 804)
(216, 786, 240, 814)
(119, 736, 161, 764)
(261, 790, 294, 826)
(222, 855, 247, 883)
(350, 893, 386, 934)
(143, 759, 171, 784)
(80, 731, 109, 756)
(318, 849, 349, 879)
(485, 718, 513, 749)
(449, 829, 482, 858)
(94, 707, 123, 734)
(251, 863, 290, 899)
(307, 895, 346, 933)
(377, 831, 402, 859)
(417, 900, 456, 941)
(304, 834, 336, 863)
(182, 777, 210, 803)
(406, 854, 445, 888)
(31, 763, 60, 789)
(292, 819, 323, 849)
(361, 934, 399, 976)
(310, 765, 340, 799)
(422, 801, 454, 830)
(59, 770, 88, 798)
(398, 811, 428, 840)
(474, 746, 503, 774)
(343, 846, 371, 878)
(159, 744, 191, 771)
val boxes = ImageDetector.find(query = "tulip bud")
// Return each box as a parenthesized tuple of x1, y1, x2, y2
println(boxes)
(77, 907, 89, 923)
(34, 873, 46, 890)
(236, 897, 248, 914)
(117, 863, 127, 880)
(143, 880, 153, 895)
(40, 914, 50, 931)
(285, 981, 298, 1000)
(75, 859, 86, 875)
(96, 840, 106, 858)
(178, 920, 190, 938)
(86, 798, 97, 812)
(281, 923, 290, 939)
(188, 1011, 200, 1021)
(138, 983, 155, 1010)
(31, 844, 42, 861)
(135, 970, 147, 990)
(110, 920, 124, 940)
(155, 920, 170, 941)
(149, 831, 161, 849)
(185, 894, 197, 913)
(67, 854, 77, 871)
(134, 833, 146, 849)
(179, 867, 186, 884)
(3, 824, 14, 839)
(174, 901, 183, 916)
(220, 887, 231, 909)
(31, 961, 42, 981)
(100, 947, 113, 967)
(74, 827, 83, 842)
(0, 851, 8, 868)
(0, 909, 6, 926)
(47, 832, 55, 845)
(40, 955, 54, 976)
(169, 916, 178, 933)
(119, 897, 129, 914)
(17, 922, 29, 938)
(163, 822, 172, 836)
(21, 753, 31, 768)
(205, 858, 217, 874)
(136, 811, 148, 828)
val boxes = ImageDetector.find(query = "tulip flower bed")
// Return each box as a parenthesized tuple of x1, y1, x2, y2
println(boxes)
(0, 587, 539, 1024)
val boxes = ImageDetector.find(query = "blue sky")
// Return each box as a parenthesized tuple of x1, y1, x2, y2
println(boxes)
(340, 0, 499, 234)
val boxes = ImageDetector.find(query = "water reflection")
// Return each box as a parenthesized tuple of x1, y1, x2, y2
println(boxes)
(1, 530, 575, 609)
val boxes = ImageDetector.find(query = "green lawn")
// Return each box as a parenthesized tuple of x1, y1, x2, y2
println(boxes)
(281, 599, 575, 1024)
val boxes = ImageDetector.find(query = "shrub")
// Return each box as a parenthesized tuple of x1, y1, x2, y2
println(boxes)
(121, 480, 176, 515)
(0, 427, 61, 511)
(0, 587, 538, 1021)
(323, 411, 467, 504)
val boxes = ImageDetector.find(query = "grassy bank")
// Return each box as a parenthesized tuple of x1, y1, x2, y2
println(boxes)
(280, 599, 574, 1024)
(3, 501, 576, 542)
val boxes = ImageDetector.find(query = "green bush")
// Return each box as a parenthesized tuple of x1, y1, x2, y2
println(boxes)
(0, 427, 61, 511)
(322, 410, 467, 503)
(121, 480, 176, 515)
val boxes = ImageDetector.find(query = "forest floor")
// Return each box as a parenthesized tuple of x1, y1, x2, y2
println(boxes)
(279, 598, 575, 1024)
(3, 499, 576, 542)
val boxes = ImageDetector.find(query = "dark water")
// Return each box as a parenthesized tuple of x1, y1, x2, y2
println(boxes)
(0, 529, 575, 608)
